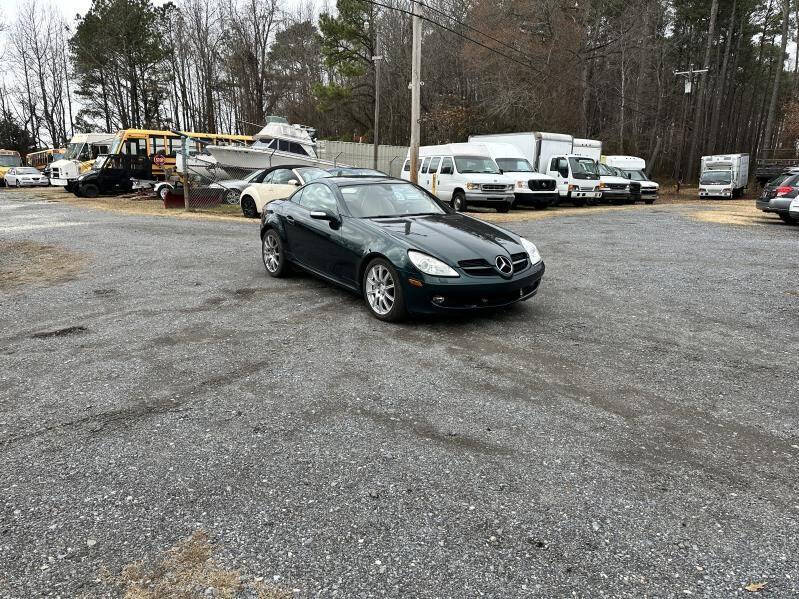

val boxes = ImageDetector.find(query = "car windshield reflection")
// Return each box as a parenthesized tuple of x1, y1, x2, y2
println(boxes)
(340, 182, 446, 218)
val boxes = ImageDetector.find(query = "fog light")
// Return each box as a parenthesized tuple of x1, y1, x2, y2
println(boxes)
(432, 295, 445, 304)
(408, 277, 424, 287)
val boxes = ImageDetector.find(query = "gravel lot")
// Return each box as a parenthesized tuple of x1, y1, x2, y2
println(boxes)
(1, 188, 797, 598)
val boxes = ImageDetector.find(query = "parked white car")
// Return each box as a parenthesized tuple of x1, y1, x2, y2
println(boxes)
(4, 166, 49, 187)
(789, 197, 799, 220)
(239, 165, 330, 217)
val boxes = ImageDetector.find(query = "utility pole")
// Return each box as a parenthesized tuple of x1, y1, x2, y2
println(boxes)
(409, 0, 422, 184)
(372, 28, 382, 170)
(673, 64, 708, 182)
(674, 64, 708, 95)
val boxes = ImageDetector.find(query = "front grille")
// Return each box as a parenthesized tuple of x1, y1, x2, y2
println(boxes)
(510, 252, 528, 273)
(458, 258, 494, 276)
(528, 179, 556, 191)
(629, 182, 641, 193)
(608, 183, 627, 190)
(481, 184, 508, 192)
(51, 168, 59, 177)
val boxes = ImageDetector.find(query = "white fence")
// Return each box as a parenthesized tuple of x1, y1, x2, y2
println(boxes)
(316, 140, 408, 177)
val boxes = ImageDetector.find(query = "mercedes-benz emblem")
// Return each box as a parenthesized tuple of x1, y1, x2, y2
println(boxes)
(495, 255, 513, 276)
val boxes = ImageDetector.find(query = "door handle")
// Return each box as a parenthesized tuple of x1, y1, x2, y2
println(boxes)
(286, 215, 295, 224)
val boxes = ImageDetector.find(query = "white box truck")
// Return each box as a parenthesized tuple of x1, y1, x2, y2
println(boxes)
(603, 155, 659, 203)
(699, 154, 749, 198)
(469, 132, 601, 206)
(50, 132, 114, 190)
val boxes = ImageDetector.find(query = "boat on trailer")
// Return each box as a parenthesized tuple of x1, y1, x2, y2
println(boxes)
(206, 116, 347, 171)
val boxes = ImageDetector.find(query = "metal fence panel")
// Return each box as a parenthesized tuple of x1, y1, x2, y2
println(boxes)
(316, 141, 408, 177)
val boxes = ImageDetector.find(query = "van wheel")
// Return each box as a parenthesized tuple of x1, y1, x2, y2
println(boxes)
(452, 191, 467, 212)
(496, 204, 510, 213)
(81, 183, 99, 198)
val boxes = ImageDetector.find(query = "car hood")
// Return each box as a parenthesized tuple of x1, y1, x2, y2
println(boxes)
(369, 213, 523, 263)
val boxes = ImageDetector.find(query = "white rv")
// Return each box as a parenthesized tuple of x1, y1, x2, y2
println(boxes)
(468, 140, 557, 209)
(470, 132, 601, 206)
(699, 154, 749, 198)
(50, 132, 114, 188)
(603, 155, 659, 203)
(401, 143, 515, 212)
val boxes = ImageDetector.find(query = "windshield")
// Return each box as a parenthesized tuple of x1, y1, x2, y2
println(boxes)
(0, 154, 22, 167)
(340, 182, 446, 218)
(454, 156, 500, 174)
(622, 169, 647, 181)
(597, 163, 617, 177)
(569, 157, 598, 179)
(700, 171, 731, 184)
(329, 167, 385, 176)
(495, 158, 533, 172)
(108, 133, 124, 155)
(297, 167, 329, 183)
(64, 142, 85, 160)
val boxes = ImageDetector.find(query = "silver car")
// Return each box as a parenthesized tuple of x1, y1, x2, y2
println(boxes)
(209, 169, 268, 204)
(4, 167, 48, 187)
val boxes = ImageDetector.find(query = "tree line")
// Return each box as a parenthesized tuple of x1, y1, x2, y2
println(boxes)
(0, 0, 797, 180)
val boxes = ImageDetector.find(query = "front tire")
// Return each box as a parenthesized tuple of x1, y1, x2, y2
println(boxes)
(81, 183, 99, 198)
(496, 203, 510, 213)
(363, 258, 406, 322)
(242, 195, 258, 218)
(572, 197, 586, 207)
(158, 185, 172, 201)
(262, 229, 289, 277)
(452, 191, 467, 212)
(779, 213, 797, 225)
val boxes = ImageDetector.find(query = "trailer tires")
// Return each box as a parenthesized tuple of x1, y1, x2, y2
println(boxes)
(81, 183, 99, 198)
(452, 191, 467, 212)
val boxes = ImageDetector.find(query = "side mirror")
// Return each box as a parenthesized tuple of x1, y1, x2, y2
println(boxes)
(288, 179, 300, 186)
(498, 169, 504, 174)
(310, 210, 339, 223)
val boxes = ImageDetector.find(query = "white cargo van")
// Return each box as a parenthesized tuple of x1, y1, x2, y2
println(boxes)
(401, 143, 514, 212)
(468, 140, 557, 209)
(50, 132, 114, 189)
(699, 154, 749, 198)
(470, 132, 601, 206)
(571, 139, 631, 203)
(603, 155, 659, 203)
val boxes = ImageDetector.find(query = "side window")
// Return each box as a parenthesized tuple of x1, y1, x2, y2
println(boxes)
(79, 145, 91, 161)
(440, 157, 453, 175)
(420, 157, 430, 174)
(298, 183, 338, 213)
(558, 158, 569, 173)
(167, 137, 181, 157)
(150, 135, 166, 156)
(254, 170, 269, 183)
(261, 171, 274, 184)
(271, 169, 294, 185)
(402, 160, 410, 172)
(549, 157, 559, 171)
(428, 157, 441, 174)
(290, 187, 304, 204)
(288, 142, 308, 156)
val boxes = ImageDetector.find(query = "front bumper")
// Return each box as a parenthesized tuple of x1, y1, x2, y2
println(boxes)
(566, 189, 601, 199)
(16, 180, 47, 186)
(401, 260, 545, 314)
(600, 189, 630, 200)
(465, 191, 514, 206)
(699, 188, 732, 198)
(757, 197, 793, 213)
(514, 192, 557, 206)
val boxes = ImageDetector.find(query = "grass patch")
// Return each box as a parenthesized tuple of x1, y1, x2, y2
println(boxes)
(0, 240, 86, 292)
(111, 530, 290, 599)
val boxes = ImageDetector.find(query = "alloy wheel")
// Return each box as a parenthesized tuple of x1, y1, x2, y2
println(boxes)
(365, 264, 395, 315)
(262, 233, 280, 273)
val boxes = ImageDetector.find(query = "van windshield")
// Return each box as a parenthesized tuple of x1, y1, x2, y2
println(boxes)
(700, 171, 731, 185)
(569, 157, 598, 179)
(496, 158, 534, 172)
(454, 156, 500, 174)
(623, 169, 647, 181)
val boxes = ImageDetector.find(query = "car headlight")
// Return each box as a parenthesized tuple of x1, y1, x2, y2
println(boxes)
(407, 250, 459, 277)
(465, 182, 478, 190)
(519, 237, 542, 264)
(598, 181, 606, 189)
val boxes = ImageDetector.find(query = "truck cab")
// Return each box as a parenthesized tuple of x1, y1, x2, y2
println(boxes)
(596, 162, 632, 204)
(544, 155, 601, 206)
(51, 132, 113, 190)
(401, 143, 515, 213)
(603, 155, 659, 203)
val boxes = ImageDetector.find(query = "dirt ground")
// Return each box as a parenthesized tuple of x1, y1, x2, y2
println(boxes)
(0, 239, 86, 292)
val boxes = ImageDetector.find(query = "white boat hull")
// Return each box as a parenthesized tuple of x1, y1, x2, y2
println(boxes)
(206, 145, 350, 172)
(176, 153, 231, 180)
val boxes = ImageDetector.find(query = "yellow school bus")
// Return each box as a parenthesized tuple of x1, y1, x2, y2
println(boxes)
(26, 148, 66, 170)
(106, 129, 253, 179)
(0, 149, 23, 185)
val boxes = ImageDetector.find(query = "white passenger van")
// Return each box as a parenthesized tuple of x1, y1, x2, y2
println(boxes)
(467, 140, 557, 210)
(401, 143, 515, 212)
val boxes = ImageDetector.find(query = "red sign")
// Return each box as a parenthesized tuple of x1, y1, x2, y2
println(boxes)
(153, 154, 165, 166)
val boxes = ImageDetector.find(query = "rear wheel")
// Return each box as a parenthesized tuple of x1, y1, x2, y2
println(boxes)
(262, 229, 289, 277)
(452, 191, 467, 212)
(223, 189, 239, 205)
(81, 183, 99, 198)
(241, 195, 258, 218)
(363, 258, 406, 322)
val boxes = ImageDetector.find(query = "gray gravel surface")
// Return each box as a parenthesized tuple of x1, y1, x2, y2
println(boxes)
(1, 190, 797, 598)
